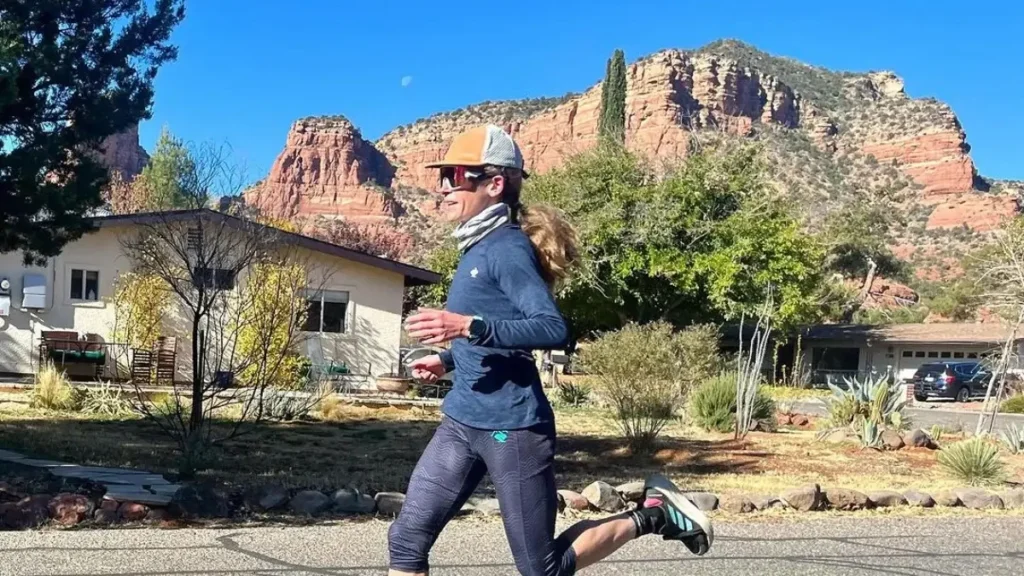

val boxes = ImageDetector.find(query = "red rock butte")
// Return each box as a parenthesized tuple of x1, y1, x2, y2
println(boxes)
(243, 43, 1017, 235)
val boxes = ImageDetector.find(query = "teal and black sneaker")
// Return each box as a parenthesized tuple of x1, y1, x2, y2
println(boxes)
(642, 474, 714, 555)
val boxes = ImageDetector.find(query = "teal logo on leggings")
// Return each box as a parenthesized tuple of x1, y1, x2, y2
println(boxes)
(491, 430, 509, 443)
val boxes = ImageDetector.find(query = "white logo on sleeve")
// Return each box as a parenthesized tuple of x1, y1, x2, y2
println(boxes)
(470, 267, 479, 278)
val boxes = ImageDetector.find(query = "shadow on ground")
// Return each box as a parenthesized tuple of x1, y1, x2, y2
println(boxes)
(0, 412, 757, 497)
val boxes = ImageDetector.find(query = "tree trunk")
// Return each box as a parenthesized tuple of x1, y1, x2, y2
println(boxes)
(190, 324, 204, 432)
(976, 306, 1024, 435)
(841, 259, 877, 323)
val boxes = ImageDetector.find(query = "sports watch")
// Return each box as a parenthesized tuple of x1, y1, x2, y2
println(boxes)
(467, 316, 486, 340)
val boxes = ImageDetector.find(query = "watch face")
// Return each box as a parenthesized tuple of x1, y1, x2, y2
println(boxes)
(470, 318, 486, 337)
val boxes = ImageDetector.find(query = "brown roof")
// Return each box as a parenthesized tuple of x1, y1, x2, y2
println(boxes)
(92, 209, 440, 286)
(801, 323, 1020, 345)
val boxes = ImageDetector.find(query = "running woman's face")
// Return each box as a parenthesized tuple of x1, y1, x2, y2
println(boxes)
(437, 166, 505, 224)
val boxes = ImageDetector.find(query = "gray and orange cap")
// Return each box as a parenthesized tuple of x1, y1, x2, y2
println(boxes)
(425, 124, 529, 177)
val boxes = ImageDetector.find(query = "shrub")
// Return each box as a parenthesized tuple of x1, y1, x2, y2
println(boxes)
(555, 380, 592, 407)
(677, 324, 723, 392)
(1001, 394, 1024, 414)
(577, 322, 689, 452)
(317, 388, 343, 419)
(261, 381, 333, 422)
(31, 361, 82, 411)
(689, 372, 776, 433)
(1000, 424, 1024, 455)
(938, 437, 1005, 486)
(81, 382, 134, 416)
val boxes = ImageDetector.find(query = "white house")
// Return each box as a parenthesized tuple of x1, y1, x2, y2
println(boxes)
(0, 209, 439, 385)
(795, 323, 1024, 383)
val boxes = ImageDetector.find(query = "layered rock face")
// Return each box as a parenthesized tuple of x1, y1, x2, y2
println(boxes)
(376, 51, 800, 191)
(859, 127, 975, 199)
(253, 41, 1017, 269)
(98, 125, 149, 179)
(246, 118, 398, 223)
(926, 193, 1019, 232)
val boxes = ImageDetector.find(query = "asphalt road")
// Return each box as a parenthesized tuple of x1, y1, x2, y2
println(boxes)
(0, 516, 1022, 576)
(793, 399, 1024, 434)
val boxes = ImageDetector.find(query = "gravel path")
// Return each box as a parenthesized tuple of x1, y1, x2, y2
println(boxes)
(0, 515, 1022, 575)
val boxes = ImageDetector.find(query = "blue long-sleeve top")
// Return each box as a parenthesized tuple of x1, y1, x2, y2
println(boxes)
(437, 223, 568, 430)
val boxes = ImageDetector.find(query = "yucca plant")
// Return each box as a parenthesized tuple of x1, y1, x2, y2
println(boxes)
(929, 424, 945, 444)
(81, 382, 134, 416)
(556, 381, 592, 407)
(938, 437, 1006, 486)
(1000, 424, 1024, 455)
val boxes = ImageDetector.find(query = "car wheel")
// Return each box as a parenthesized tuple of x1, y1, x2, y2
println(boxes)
(914, 395, 927, 402)
(956, 386, 970, 403)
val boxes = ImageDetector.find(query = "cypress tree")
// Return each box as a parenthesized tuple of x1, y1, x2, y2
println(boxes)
(598, 49, 627, 145)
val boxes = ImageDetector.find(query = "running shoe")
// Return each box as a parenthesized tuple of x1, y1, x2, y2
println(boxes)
(642, 474, 714, 555)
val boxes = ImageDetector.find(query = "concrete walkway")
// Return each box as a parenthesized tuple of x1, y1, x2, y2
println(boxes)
(0, 449, 178, 506)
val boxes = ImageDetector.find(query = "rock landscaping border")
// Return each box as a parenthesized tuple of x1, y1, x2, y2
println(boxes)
(3, 431, 1023, 531)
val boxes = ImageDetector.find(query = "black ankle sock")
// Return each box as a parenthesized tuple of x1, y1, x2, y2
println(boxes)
(629, 505, 666, 537)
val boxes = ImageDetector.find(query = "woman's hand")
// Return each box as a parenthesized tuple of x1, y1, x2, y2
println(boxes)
(409, 354, 446, 382)
(404, 308, 472, 345)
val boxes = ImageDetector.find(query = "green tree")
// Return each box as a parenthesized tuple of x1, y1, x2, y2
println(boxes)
(526, 142, 826, 336)
(598, 49, 627, 145)
(404, 238, 460, 315)
(0, 1, 185, 264)
(136, 127, 199, 209)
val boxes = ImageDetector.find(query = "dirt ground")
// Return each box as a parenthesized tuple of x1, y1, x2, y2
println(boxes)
(1, 390, 1022, 500)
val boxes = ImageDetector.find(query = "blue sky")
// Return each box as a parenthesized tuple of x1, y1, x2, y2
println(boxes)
(142, 0, 1022, 181)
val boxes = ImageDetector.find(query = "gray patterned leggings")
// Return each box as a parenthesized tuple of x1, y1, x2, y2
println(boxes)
(388, 416, 578, 575)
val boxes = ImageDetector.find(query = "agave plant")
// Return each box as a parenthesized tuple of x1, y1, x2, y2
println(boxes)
(858, 417, 882, 448)
(1000, 424, 1024, 454)
(824, 372, 906, 430)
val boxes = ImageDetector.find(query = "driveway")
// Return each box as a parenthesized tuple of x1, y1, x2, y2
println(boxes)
(792, 399, 1024, 434)
(0, 516, 1021, 575)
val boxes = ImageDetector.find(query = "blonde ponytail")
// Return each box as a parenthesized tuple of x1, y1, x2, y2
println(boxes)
(519, 203, 580, 290)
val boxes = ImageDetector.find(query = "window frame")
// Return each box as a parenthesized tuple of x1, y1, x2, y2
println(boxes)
(302, 289, 352, 334)
(193, 267, 237, 291)
(68, 267, 102, 303)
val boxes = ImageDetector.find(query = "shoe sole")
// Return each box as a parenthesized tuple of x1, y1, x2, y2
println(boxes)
(645, 474, 715, 553)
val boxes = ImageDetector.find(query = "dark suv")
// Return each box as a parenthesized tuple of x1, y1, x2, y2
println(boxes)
(912, 361, 992, 403)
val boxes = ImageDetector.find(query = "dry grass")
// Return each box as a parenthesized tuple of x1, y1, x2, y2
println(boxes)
(2, 390, 1023, 503)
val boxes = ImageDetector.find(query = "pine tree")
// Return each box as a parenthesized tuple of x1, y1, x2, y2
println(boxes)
(137, 127, 199, 210)
(598, 49, 627, 145)
(0, 1, 185, 265)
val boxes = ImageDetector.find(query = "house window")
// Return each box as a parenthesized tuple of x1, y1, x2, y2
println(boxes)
(968, 352, 979, 359)
(902, 351, 913, 358)
(194, 267, 236, 290)
(941, 351, 952, 359)
(187, 228, 202, 251)
(953, 352, 964, 359)
(928, 351, 939, 358)
(915, 351, 926, 358)
(303, 290, 349, 333)
(70, 269, 100, 301)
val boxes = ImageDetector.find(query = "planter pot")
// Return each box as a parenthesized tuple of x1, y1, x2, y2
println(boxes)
(376, 375, 412, 394)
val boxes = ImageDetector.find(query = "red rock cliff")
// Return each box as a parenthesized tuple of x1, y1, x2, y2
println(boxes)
(376, 50, 800, 191)
(246, 117, 398, 222)
(98, 124, 149, 179)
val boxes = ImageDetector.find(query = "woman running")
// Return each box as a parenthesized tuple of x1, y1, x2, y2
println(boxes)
(393, 125, 713, 576)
